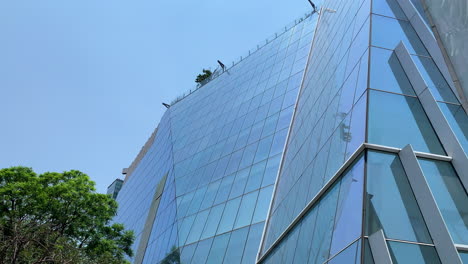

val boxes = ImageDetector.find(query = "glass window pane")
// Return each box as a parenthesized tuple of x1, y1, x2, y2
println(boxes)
(372, 0, 407, 19)
(368, 90, 446, 155)
(308, 181, 341, 264)
(459, 251, 468, 263)
(255, 135, 274, 163)
(366, 151, 432, 243)
(200, 180, 221, 210)
(337, 62, 359, 117)
(191, 237, 213, 264)
(179, 214, 196, 246)
(270, 128, 288, 156)
(281, 222, 301, 263)
(346, 93, 367, 159)
(206, 233, 230, 263)
(239, 142, 259, 169)
(439, 102, 468, 155)
(411, 55, 458, 103)
(180, 242, 197, 264)
(234, 191, 259, 229)
(262, 155, 282, 187)
(371, 14, 428, 56)
(252, 186, 274, 223)
(370, 47, 415, 96)
(364, 238, 375, 264)
(186, 209, 209, 244)
(217, 197, 241, 234)
(330, 155, 365, 256)
(214, 175, 235, 205)
(387, 241, 441, 264)
(241, 222, 265, 264)
(328, 239, 361, 264)
(418, 158, 468, 245)
(223, 227, 249, 264)
(354, 49, 369, 104)
(229, 169, 249, 199)
(292, 207, 318, 264)
(201, 203, 225, 240)
(245, 160, 267, 193)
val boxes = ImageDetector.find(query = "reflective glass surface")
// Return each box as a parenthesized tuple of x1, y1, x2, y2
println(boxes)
(262, 0, 371, 253)
(418, 158, 468, 245)
(328, 240, 361, 264)
(371, 14, 429, 56)
(368, 90, 445, 155)
(116, 0, 468, 262)
(438, 102, 468, 155)
(372, 0, 407, 19)
(114, 12, 319, 263)
(387, 241, 441, 264)
(460, 251, 468, 264)
(261, 154, 365, 264)
(363, 238, 375, 264)
(411, 55, 458, 103)
(369, 47, 415, 96)
(329, 157, 365, 256)
(366, 151, 432, 243)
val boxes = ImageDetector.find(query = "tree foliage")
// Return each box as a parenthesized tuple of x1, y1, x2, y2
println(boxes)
(195, 69, 212, 84)
(0, 166, 134, 264)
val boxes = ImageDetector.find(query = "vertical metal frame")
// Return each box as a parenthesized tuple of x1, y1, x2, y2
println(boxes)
(399, 145, 462, 264)
(394, 42, 468, 193)
(395, 0, 468, 112)
(368, 230, 393, 264)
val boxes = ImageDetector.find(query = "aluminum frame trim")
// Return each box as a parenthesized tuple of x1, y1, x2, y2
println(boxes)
(394, 0, 468, 111)
(399, 145, 462, 264)
(368, 230, 393, 264)
(395, 42, 468, 193)
(456, 244, 468, 252)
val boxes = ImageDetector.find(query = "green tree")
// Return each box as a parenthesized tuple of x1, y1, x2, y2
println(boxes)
(195, 69, 212, 84)
(0, 166, 134, 264)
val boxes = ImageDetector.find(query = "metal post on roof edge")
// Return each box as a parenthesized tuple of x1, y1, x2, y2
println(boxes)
(307, 0, 318, 14)
(217, 60, 226, 72)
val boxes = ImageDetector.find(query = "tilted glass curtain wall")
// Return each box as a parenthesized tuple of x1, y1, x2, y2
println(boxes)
(115, 13, 319, 264)
(259, 0, 371, 260)
(114, 112, 176, 260)
(258, 0, 468, 263)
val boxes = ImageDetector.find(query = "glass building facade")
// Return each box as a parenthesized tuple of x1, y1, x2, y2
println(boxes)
(258, 0, 468, 263)
(114, 0, 468, 263)
(107, 178, 124, 199)
(114, 13, 318, 264)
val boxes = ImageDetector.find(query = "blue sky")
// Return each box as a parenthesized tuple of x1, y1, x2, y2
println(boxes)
(0, 0, 312, 193)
